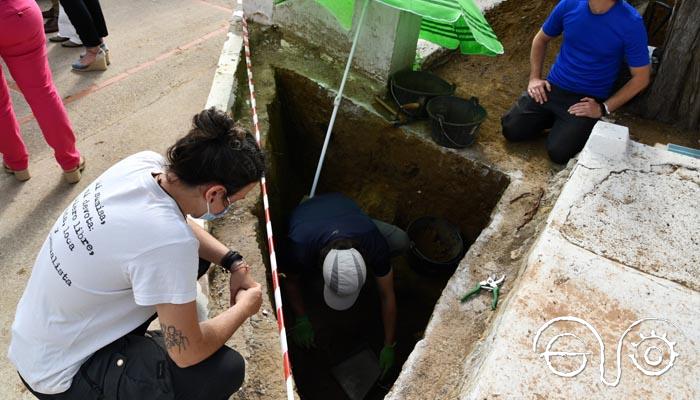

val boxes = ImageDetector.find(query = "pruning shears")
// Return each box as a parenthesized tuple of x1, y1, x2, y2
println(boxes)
(460, 274, 505, 310)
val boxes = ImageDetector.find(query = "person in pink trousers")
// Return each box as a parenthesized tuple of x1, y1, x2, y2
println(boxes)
(1, 0, 84, 183)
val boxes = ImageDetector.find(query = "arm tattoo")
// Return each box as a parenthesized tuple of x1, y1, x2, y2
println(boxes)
(161, 323, 190, 353)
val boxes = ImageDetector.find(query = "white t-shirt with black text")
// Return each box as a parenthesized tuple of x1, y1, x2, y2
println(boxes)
(8, 151, 199, 394)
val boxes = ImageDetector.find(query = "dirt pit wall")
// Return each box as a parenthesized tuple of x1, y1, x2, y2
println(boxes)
(268, 68, 509, 243)
(261, 68, 509, 399)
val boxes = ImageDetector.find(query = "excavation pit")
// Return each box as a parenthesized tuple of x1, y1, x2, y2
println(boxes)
(206, 9, 700, 398)
(260, 68, 510, 399)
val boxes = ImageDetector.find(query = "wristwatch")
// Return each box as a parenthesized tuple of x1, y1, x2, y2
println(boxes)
(599, 101, 611, 116)
(220, 250, 244, 272)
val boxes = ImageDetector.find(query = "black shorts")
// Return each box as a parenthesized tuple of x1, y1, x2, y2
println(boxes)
(501, 84, 600, 164)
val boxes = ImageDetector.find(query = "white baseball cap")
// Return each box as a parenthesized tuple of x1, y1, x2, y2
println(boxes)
(322, 248, 367, 311)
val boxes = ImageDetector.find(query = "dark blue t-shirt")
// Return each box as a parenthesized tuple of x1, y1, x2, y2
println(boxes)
(282, 193, 390, 277)
(543, 0, 649, 98)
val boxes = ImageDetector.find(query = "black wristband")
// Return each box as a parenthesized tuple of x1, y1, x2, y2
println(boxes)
(220, 250, 243, 272)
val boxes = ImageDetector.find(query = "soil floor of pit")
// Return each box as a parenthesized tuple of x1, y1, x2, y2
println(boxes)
(207, 1, 698, 399)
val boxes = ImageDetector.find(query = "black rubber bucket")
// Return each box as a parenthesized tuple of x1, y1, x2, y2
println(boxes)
(426, 96, 487, 148)
(406, 217, 465, 276)
(389, 70, 455, 118)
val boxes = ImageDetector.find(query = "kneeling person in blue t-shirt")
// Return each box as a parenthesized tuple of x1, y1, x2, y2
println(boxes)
(280, 193, 409, 379)
(502, 0, 651, 164)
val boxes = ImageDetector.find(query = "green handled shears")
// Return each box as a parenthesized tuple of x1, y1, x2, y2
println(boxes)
(460, 274, 505, 310)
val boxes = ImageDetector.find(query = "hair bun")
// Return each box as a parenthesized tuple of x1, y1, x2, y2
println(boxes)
(167, 108, 266, 194)
(193, 107, 234, 140)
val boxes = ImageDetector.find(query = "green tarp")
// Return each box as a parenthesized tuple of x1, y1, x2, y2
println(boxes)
(275, 0, 503, 56)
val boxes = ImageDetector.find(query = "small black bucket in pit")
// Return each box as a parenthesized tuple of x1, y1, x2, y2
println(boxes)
(426, 96, 487, 148)
(407, 217, 465, 276)
(389, 70, 455, 118)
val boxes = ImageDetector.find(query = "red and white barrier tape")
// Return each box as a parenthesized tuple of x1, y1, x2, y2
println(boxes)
(236, 3, 294, 399)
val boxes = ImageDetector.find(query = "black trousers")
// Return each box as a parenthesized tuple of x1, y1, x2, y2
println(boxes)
(501, 84, 600, 164)
(59, 0, 108, 47)
(21, 260, 245, 400)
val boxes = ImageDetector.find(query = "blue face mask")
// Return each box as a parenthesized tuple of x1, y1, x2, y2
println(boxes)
(197, 199, 231, 221)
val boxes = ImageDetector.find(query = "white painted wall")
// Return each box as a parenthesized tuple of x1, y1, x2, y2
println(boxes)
(242, 0, 275, 24)
(272, 0, 421, 81)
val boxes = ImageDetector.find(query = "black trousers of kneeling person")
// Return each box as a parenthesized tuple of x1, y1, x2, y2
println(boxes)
(59, 0, 108, 47)
(501, 84, 600, 164)
(20, 259, 245, 400)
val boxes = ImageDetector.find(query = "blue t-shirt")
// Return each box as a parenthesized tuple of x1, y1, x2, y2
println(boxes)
(543, 0, 649, 98)
(282, 193, 390, 277)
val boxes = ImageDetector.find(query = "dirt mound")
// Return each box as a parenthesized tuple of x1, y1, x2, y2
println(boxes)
(433, 0, 559, 118)
(486, 0, 559, 61)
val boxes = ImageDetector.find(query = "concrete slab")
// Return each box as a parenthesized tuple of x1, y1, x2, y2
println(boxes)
(461, 229, 699, 399)
(550, 123, 700, 291)
(456, 123, 700, 399)
(561, 166, 699, 290)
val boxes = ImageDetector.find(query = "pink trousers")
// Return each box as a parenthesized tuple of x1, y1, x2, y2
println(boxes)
(0, 0, 81, 171)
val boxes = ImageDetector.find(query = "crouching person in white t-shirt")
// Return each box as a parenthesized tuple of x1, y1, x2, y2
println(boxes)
(8, 108, 266, 400)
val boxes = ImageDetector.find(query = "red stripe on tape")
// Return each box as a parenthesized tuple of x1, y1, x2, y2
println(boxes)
(283, 355, 292, 377)
(277, 307, 285, 330)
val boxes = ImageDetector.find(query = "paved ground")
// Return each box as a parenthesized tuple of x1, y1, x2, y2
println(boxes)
(0, 0, 232, 397)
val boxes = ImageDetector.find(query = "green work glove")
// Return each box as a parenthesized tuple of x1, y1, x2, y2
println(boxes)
(291, 315, 315, 349)
(378, 343, 396, 379)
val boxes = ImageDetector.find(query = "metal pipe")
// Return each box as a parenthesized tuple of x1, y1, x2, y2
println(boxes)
(309, 0, 372, 197)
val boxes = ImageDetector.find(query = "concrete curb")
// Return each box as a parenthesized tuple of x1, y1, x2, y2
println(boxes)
(205, 4, 245, 113)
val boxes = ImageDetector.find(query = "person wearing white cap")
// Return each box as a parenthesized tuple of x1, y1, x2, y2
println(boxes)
(281, 192, 409, 379)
